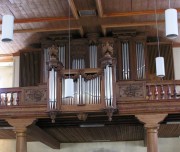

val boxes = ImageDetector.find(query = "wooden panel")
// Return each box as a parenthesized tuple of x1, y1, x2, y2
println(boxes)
(102, 0, 132, 14)
(20, 49, 41, 87)
(147, 43, 174, 80)
(44, 125, 144, 142)
(116, 81, 146, 101)
(159, 124, 180, 137)
(74, 0, 96, 10)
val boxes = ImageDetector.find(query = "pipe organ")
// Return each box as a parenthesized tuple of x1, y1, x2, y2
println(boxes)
(119, 39, 146, 80)
(40, 32, 174, 118)
(89, 44, 97, 68)
(121, 41, 130, 80)
(136, 42, 145, 79)
(62, 72, 101, 106)
(44, 45, 66, 83)
(72, 58, 85, 69)
(104, 65, 113, 107)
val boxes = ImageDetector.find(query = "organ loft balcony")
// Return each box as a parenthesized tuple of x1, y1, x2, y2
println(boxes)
(0, 32, 180, 122)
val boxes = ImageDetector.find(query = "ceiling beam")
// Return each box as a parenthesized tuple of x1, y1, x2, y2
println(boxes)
(68, 0, 79, 19)
(0, 17, 75, 24)
(95, 0, 103, 17)
(101, 20, 165, 35)
(12, 26, 84, 36)
(103, 8, 180, 17)
(27, 125, 60, 149)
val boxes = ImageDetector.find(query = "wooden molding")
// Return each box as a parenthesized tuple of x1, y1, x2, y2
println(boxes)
(118, 100, 180, 115)
(27, 125, 60, 149)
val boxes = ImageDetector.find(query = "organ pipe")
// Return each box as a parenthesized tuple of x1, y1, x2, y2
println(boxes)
(62, 75, 101, 105)
(136, 42, 145, 79)
(49, 68, 57, 110)
(104, 65, 113, 107)
(89, 44, 97, 68)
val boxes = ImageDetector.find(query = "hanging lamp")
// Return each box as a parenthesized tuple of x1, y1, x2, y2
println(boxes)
(1, 15, 14, 42)
(165, 0, 178, 39)
(154, 0, 165, 77)
(156, 57, 165, 77)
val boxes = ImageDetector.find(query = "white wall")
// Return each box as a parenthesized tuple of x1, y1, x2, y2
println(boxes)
(0, 138, 179, 152)
(173, 47, 180, 79)
(0, 65, 13, 88)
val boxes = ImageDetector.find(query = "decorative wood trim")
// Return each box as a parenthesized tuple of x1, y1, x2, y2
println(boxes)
(0, 104, 47, 118)
(6, 118, 36, 131)
(136, 114, 167, 127)
(116, 81, 146, 101)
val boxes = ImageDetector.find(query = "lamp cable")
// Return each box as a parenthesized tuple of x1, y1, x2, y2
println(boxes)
(154, 0, 160, 57)
(68, 1, 71, 78)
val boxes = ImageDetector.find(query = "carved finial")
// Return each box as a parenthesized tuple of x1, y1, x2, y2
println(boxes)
(102, 42, 113, 57)
(77, 113, 88, 121)
(104, 107, 116, 121)
(48, 45, 59, 61)
(49, 111, 58, 123)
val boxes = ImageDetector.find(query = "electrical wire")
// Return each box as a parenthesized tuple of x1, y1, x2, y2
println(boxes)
(154, 0, 160, 57)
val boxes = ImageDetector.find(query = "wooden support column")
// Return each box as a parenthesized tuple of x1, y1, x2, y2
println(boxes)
(6, 118, 35, 152)
(136, 114, 167, 152)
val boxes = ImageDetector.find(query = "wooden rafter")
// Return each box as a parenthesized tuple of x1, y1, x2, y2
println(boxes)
(11, 27, 84, 35)
(27, 125, 60, 149)
(95, 0, 103, 17)
(68, 0, 79, 19)
(0, 17, 74, 24)
(103, 8, 180, 17)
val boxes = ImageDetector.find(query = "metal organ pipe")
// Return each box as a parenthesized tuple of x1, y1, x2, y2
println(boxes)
(49, 68, 57, 110)
(104, 65, 113, 107)
(122, 42, 130, 80)
(61, 44, 101, 106)
(89, 44, 97, 68)
(136, 42, 145, 79)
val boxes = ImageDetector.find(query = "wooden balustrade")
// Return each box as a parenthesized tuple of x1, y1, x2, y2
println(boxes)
(0, 88, 21, 106)
(146, 80, 180, 100)
(0, 84, 47, 107)
(116, 80, 180, 102)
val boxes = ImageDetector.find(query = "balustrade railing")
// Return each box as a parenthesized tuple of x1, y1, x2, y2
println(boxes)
(116, 80, 180, 102)
(0, 84, 47, 107)
(146, 80, 180, 100)
(0, 88, 21, 106)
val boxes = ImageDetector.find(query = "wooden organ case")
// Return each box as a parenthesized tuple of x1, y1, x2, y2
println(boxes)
(40, 32, 175, 121)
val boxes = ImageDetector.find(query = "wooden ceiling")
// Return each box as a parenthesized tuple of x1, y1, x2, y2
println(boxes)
(0, 0, 180, 54)
(0, 114, 180, 145)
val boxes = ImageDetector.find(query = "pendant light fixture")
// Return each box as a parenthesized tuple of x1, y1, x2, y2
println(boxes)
(165, 0, 178, 39)
(155, 0, 165, 77)
(64, 1, 74, 98)
(1, 15, 14, 42)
